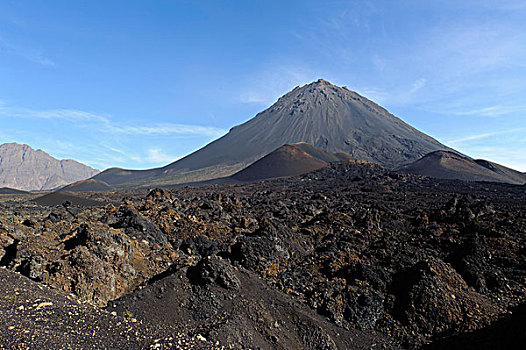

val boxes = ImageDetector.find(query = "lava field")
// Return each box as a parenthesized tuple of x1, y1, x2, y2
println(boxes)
(1, 161, 525, 349)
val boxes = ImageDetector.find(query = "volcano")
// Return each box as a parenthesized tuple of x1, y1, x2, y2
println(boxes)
(231, 143, 339, 182)
(398, 151, 526, 184)
(94, 79, 449, 187)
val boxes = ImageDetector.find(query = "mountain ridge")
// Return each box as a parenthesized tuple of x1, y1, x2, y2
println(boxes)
(0, 143, 100, 191)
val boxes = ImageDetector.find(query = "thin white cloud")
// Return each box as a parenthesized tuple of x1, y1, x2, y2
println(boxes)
(0, 35, 56, 67)
(26, 55, 55, 67)
(107, 146, 127, 155)
(239, 93, 269, 104)
(0, 100, 227, 170)
(146, 148, 180, 164)
(358, 87, 388, 104)
(447, 132, 501, 144)
(0, 103, 109, 123)
(237, 64, 320, 106)
(335, 12, 526, 109)
(447, 128, 526, 144)
(410, 78, 427, 94)
(454, 0, 526, 11)
(459, 146, 526, 172)
(0, 101, 226, 137)
(356, 78, 427, 106)
(106, 123, 226, 137)
(450, 105, 526, 117)
(421, 24, 526, 76)
(371, 55, 387, 72)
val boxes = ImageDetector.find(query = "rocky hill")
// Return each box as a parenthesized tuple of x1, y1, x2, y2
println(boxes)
(0, 143, 99, 191)
(58, 178, 115, 192)
(93, 79, 450, 187)
(0, 187, 29, 194)
(231, 143, 339, 182)
(398, 151, 526, 185)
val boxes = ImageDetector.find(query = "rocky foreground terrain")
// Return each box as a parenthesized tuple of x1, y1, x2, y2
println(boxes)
(1, 161, 525, 349)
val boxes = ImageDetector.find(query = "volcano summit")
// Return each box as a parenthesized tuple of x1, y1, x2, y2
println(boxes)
(94, 79, 449, 188)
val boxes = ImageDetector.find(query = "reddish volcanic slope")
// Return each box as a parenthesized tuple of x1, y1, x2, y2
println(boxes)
(398, 151, 526, 184)
(231, 144, 329, 182)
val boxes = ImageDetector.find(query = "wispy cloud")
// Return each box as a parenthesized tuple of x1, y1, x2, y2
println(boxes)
(418, 23, 526, 77)
(356, 77, 428, 106)
(454, 0, 526, 11)
(106, 123, 226, 137)
(26, 55, 55, 67)
(410, 78, 427, 94)
(447, 128, 526, 145)
(0, 103, 109, 123)
(460, 146, 526, 171)
(358, 87, 389, 104)
(146, 148, 180, 164)
(238, 64, 320, 106)
(0, 35, 56, 67)
(320, 6, 526, 109)
(447, 132, 500, 144)
(0, 100, 227, 169)
(371, 54, 387, 72)
(238, 93, 268, 104)
(0, 101, 226, 137)
(449, 105, 526, 117)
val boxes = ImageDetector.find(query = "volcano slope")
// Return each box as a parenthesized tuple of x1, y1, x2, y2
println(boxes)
(93, 79, 449, 187)
(0, 162, 525, 349)
(230, 143, 352, 182)
(0, 187, 29, 194)
(398, 151, 526, 185)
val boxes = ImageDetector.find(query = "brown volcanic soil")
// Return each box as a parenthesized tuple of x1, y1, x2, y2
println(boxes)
(474, 159, 526, 184)
(231, 144, 329, 181)
(291, 142, 354, 163)
(109, 260, 398, 350)
(398, 151, 526, 185)
(0, 267, 219, 349)
(60, 178, 115, 192)
(32, 191, 106, 207)
(423, 301, 526, 350)
(0, 162, 525, 349)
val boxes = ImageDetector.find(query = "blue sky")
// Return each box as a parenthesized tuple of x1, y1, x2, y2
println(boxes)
(1, 1, 525, 171)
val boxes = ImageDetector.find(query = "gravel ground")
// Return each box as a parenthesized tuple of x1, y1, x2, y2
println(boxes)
(0, 267, 225, 350)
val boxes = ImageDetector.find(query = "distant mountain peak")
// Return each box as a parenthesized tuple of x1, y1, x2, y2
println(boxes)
(0, 143, 100, 191)
(2, 142, 73, 161)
